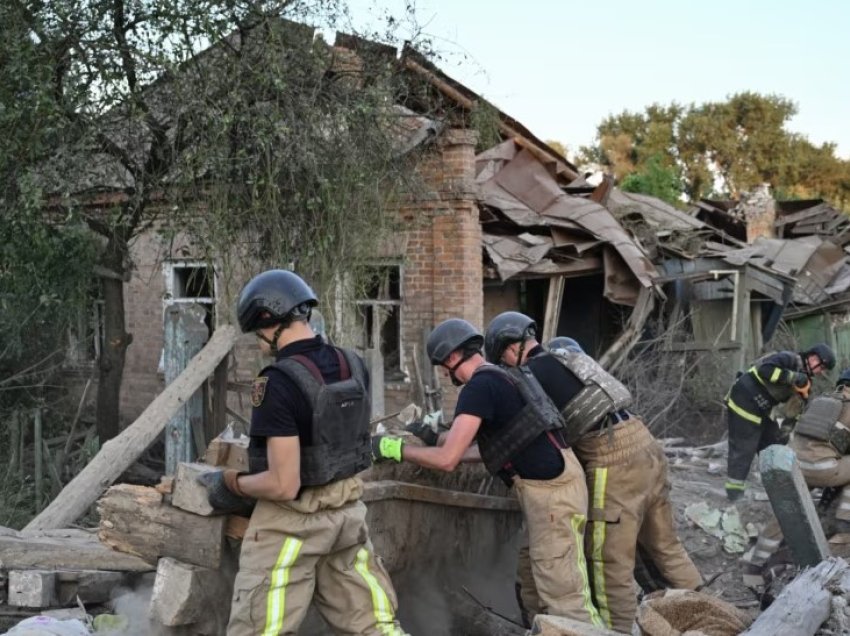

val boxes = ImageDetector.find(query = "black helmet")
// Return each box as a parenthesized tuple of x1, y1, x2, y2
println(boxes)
(426, 319, 484, 365)
(484, 312, 537, 363)
(803, 343, 836, 371)
(237, 270, 318, 333)
(548, 336, 584, 354)
(837, 368, 850, 388)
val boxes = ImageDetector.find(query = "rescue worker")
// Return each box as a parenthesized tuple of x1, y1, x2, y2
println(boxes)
(198, 269, 405, 636)
(743, 368, 850, 585)
(371, 318, 603, 628)
(484, 312, 703, 634)
(725, 344, 835, 501)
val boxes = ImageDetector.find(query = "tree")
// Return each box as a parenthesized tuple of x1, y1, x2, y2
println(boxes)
(619, 155, 684, 205)
(1, 1, 427, 442)
(580, 92, 850, 206)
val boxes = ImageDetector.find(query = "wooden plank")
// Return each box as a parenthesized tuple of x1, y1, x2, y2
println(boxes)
(742, 556, 847, 636)
(164, 303, 210, 474)
(361, 480, 520, 512)
(759, 445, 830, 567)
(97, 484, 226, 569)
(0, 530, 153, 571)
(663, 340, 742, 352)
(23, 325, 239, 532)
(541, 276, 565, 343)
(56, 570, 128, 605)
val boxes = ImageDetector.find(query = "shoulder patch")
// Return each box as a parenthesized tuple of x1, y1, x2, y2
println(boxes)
(251, 376, 269, 407)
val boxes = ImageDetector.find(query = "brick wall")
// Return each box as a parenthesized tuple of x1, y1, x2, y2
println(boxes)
(118, 127, 481, 425)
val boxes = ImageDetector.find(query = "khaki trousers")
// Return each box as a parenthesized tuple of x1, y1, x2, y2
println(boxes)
(575, 419, 703, 634)
(513, 448, 603, 628)
(227, 477, 406, 636)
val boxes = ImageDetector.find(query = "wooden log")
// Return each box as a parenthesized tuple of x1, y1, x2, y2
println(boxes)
(23, 325, 239, 532)
(150, 557, 228, 626)
(97, 484, 226, 569)
(164, 303, 210, 474)
(742, 556, 849, 636)
(225, 515, 250, 541)
(8, 571, 57, 608)
(531, 613, 626, 635)
(759, 444, 830, 566)
(361, 480, 520, 512)
(56, 570, 128, 605)
(0, 529, 153, 571)
(171, 462, 217, 516)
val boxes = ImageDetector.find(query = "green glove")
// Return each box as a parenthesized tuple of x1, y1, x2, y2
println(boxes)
(371, 435, 403, 463)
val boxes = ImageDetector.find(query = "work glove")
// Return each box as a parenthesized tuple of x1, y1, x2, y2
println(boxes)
(725, 480, 746, 502)
(371, 435, 404, 463)
(793, 376, 812, 400)
(405, 420, 439, 446)
(196, 469, 255, 515)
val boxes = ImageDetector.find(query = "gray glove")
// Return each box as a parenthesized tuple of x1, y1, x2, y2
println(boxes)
(196, 470, 255, 516)
(405, 420, 439, 446)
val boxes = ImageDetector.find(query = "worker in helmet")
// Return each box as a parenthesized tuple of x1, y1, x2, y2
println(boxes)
(371, 318, 603, 629)
(724, 344, 835, 501)
(483, 312, 702, 633)
(743, 367, 850, 585)
(199, 269, 405, 636)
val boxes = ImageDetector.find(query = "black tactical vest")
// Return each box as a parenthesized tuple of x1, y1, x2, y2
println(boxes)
(254, 348, 372, 487)
(473, 364, 567, 477)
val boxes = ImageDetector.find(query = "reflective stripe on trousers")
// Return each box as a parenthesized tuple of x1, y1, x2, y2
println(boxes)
(589, 467, 612, 629)
(263, 537, 304, 636)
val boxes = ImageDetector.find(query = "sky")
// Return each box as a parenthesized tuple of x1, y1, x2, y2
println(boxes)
(345, 0, 850, 160)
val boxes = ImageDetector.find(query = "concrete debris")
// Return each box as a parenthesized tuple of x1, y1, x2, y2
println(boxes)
(684, 502, 749, 553)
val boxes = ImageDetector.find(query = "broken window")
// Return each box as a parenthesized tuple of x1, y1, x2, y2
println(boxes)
(65, 282, 105, 369)
(162, 261, 217, 332)
(355, 264, 403, 381)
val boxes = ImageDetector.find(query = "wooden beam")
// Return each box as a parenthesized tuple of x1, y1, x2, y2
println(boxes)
(742, 556, 847, 636)
(0, 529, 152, 571)
(210, 357, 229, 440)
(362, 480, 520, 512)
(541, 277, 565, 344)
(23, 325, 239, 532)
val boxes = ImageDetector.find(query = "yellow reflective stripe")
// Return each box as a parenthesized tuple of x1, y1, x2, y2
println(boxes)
(354, 547, 400, 635)
(727, 398, 763, 425)
(725, 480, 746, 491)
(570, 513, 603, 628)
(748, 366, 767, 387)
(263, 537, 303, 636)
(770, 367, 782, 382)
(590, 467, 612, 628)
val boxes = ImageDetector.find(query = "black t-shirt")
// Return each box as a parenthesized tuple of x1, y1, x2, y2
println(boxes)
(454, 364, 564, 480)
(248, 336, 368, 460)
(526, 345, 584, 409)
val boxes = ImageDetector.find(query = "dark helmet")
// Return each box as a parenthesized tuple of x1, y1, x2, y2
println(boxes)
(237, 269, 318, 333)
(426, 319, 484, 365)
(484, 312, 537, 363)
(803, 343, 836, 371)
(548, 336, 584, 354)
(837, 368, 850, 388)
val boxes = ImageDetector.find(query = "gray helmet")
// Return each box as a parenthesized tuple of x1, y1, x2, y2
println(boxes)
(237, 270, 318, 333)
(484, 311, 537, 363)
(548, 336, 584, 354)
(426, 319, 484, 365)
(803, 343, 836, 371)
(837, 368, 850, 388)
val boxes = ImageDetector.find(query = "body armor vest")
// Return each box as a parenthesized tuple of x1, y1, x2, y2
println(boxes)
(796, 393, 850, 455)
(473, 364, 566, 477)
(550, 350, 632, 445)
(251, 348, 372, 486)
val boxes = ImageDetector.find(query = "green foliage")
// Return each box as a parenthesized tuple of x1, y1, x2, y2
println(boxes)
(469, 102, 502, 152)
(582, 92, 850, 207)
(619, 155, 684, 205)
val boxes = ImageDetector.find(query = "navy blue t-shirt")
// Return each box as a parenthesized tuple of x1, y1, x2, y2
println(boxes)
(526, 345, 584, 408)
(248, 336, 368, 462)
(454, 364, 564, 480)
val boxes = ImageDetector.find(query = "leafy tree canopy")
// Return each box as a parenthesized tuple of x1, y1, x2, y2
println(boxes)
(579, 92, 850, 207)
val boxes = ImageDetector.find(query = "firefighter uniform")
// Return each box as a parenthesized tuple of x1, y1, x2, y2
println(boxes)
(227, 336, 405, 636)
(724, 351, 809, 499)
(745, 386, 850, 573)
(525, 345, 702, 634)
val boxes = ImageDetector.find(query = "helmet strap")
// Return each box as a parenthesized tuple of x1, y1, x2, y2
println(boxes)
(447, 349, 476, 387)
(257, 324, 286, 355)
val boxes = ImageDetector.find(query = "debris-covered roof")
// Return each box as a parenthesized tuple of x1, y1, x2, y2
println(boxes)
(475, 140, 657, 306)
